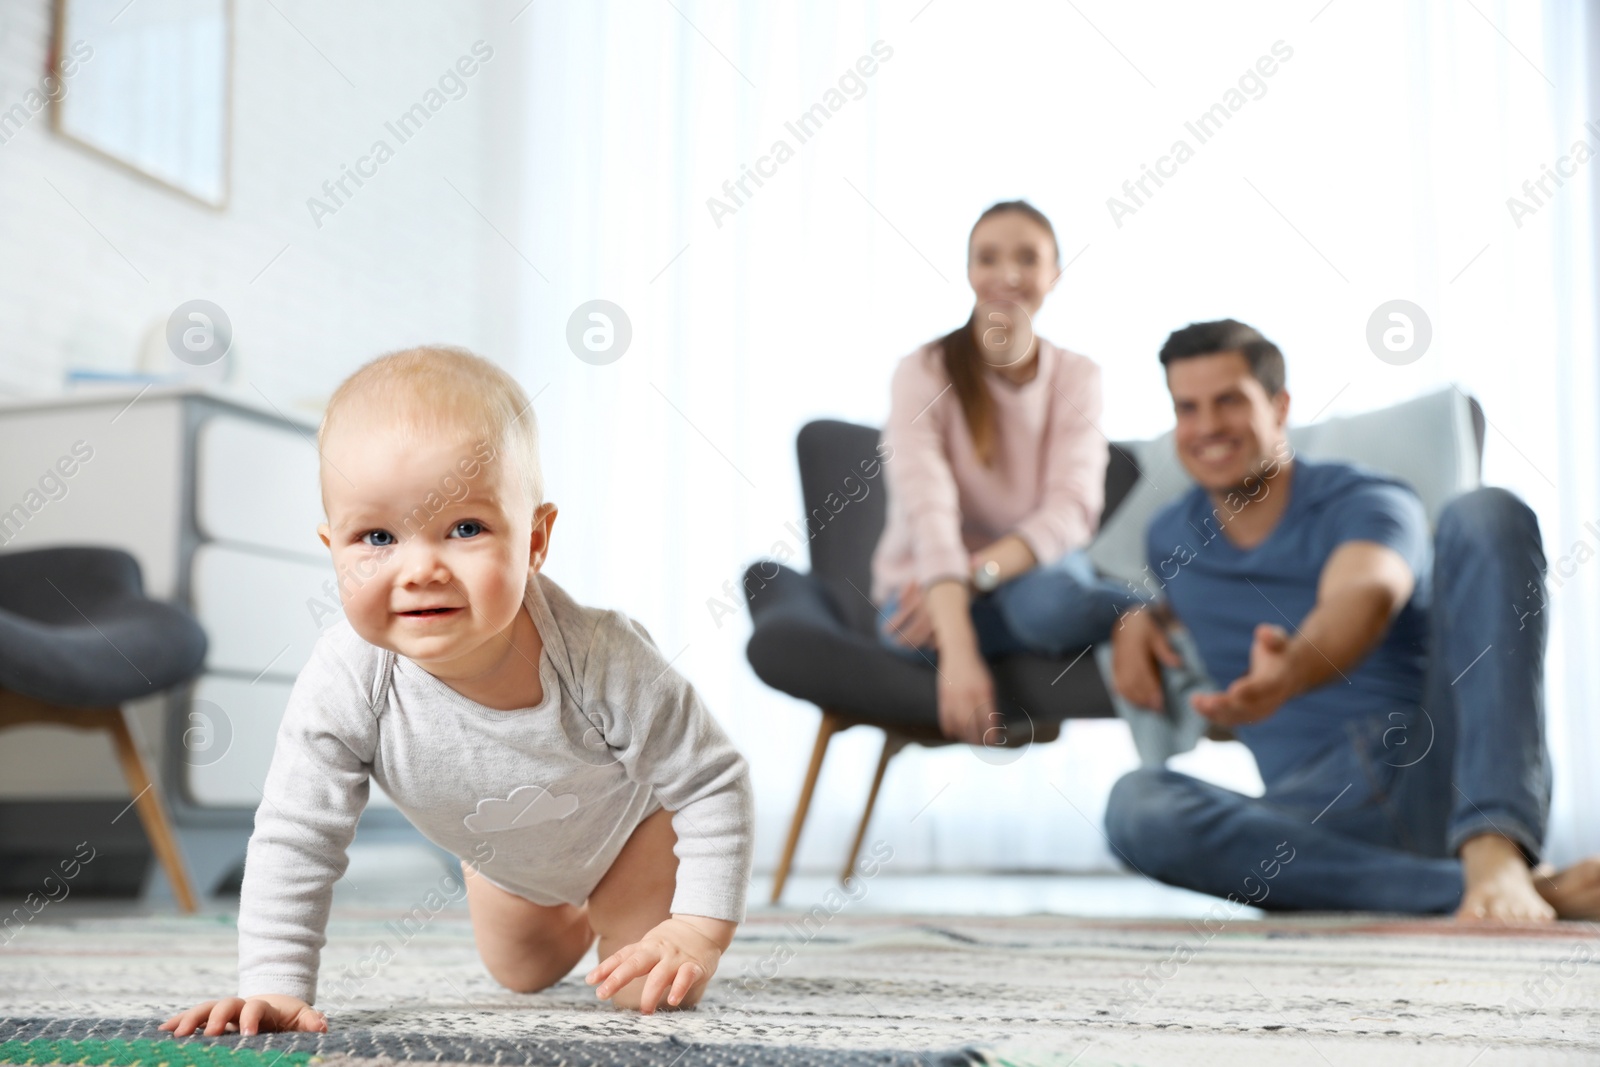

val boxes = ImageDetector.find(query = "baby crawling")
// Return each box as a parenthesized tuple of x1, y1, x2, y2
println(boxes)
(162, 346, 753, 1036)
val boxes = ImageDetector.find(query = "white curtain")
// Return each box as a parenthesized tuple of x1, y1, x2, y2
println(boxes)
(504, 0, 1597, 871)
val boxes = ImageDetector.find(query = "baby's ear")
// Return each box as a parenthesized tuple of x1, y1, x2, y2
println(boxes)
(528, 504, 557, 571)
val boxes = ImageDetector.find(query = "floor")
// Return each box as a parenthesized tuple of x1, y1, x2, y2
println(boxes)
(2, 848, 1597, 1066)
(331, 839, 1251, 917)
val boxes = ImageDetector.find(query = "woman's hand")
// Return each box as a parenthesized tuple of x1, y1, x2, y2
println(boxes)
(586, 916, 732, 1014)
(884, 580, 935, 649)
(160, 994, 327, 1037)
(912, 578, 994, 744)
(937, 646, 998, 744)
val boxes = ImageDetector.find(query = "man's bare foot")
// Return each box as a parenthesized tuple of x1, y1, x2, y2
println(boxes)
(1532, 858, 1600, 920)
(1456, 834, 1556, 923)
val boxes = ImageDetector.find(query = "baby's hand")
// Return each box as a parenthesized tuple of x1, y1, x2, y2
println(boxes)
(586, 915, 733, 1013)
(160, 995, 327, 1037)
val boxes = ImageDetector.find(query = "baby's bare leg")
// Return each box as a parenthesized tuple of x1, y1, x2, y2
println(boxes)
(459, 860, 595, 993)
(586, 807, 694, 1010)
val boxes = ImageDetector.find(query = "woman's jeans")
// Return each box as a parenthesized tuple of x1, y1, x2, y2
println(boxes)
(876, 548, 1144, 661)
(1101, 488, 1553, 913)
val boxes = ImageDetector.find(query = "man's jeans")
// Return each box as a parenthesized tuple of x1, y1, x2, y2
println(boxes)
(1103, 487, 1553, 913)
(876, 548, 1143, 661)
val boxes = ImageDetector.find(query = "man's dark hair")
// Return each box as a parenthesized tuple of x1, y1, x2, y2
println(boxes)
(1158, 319, 1285, 396)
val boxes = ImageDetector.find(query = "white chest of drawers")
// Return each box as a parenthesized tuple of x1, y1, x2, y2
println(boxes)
(0, 386, 440, 902)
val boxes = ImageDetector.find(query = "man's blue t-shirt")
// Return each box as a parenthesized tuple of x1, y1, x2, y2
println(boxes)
(1145, 458, 1431, 786)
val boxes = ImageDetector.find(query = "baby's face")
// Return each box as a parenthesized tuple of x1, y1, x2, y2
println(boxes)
(317, 422, 546, 674)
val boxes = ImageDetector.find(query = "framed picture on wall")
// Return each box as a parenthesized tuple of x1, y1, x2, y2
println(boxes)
(50, 0, 233, 209)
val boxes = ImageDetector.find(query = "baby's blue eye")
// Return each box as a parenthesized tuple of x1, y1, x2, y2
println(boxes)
(449, 520, 485, 539)
(361, 530, 396, 547)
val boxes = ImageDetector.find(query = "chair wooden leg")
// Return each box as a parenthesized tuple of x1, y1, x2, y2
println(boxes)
(771, 710, 844, 905)
(842, 731, 906, 886)
(107, 706, 199, 913)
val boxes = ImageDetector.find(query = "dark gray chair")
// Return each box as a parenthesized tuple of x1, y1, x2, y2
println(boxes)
(744, 420, 1142, 902)
(0, 546, 206, 912)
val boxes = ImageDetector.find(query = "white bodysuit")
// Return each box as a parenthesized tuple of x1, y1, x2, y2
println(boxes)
(235, 571, 753, 1003)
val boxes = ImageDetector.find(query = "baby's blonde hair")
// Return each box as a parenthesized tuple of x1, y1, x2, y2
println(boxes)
(318, 345, 542, 514)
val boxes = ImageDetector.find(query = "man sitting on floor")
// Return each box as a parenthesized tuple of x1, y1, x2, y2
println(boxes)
(1104, 319, 1600, 921)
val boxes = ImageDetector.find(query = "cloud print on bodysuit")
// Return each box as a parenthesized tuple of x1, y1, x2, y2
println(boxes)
(463, 784, 580, 833)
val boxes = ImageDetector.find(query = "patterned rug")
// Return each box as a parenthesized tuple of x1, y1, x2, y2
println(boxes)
(2, 908, 1598, 1065)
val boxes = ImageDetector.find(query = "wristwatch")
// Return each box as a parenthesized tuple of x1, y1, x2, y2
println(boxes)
(971, 559, 1001, 593)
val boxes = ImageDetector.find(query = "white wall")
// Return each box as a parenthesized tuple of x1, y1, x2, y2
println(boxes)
(0, 0, 524, 403)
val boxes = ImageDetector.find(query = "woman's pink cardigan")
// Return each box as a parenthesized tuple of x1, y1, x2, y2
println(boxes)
(869, 337, 1109, 605)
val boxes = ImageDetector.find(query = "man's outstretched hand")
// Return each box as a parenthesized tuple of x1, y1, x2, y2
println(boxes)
(160, 995, 326, 1037)
(1190, 623, 1297, 727)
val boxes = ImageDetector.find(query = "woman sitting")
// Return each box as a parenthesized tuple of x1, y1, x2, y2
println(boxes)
(871, 199, 1137, 744)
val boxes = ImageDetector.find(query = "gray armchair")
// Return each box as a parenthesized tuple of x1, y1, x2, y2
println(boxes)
(0, 546, 206, 912)
(743, 421, 1142, 902)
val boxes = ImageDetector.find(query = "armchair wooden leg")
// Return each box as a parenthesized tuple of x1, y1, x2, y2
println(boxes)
(107, 707, 199, 914)
(771, 710, 844, 905)
(842, 731, 906, 887)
